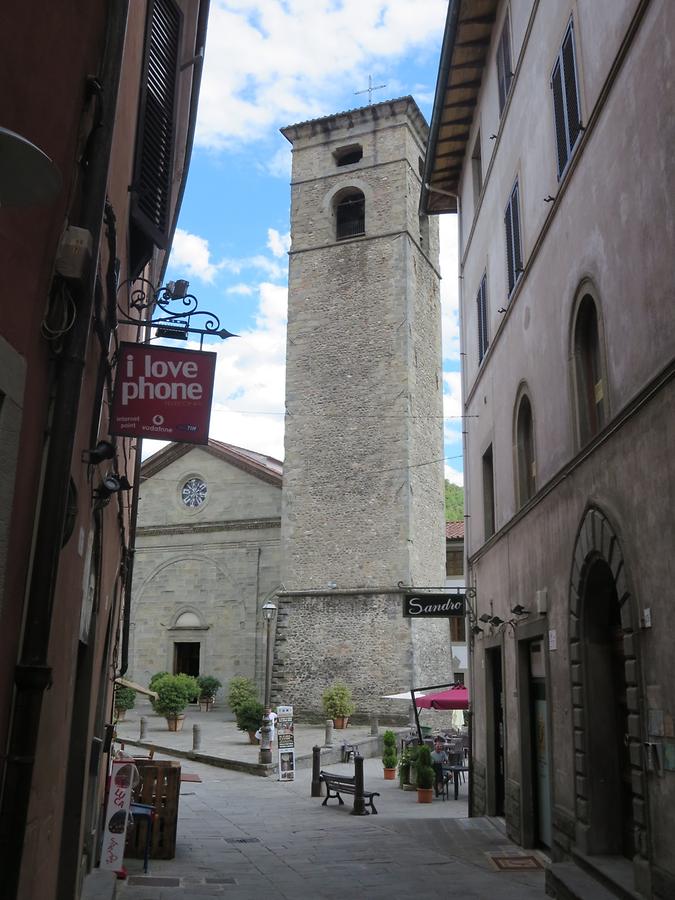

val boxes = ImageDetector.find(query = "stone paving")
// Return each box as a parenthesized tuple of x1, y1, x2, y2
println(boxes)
(116, 751, 547, 900)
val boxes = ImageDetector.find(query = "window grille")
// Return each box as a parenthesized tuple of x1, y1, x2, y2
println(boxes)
(477, 273, 489, 363)
(504, 180, 523, 296)
(131, 0, 182, 263)
(496, 12, 513, 115)
(551, 21, 581, 178)
(336, 192, 365, 240)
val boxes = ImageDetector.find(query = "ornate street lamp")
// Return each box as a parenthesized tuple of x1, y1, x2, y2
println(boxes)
(258, 601, 277, 765)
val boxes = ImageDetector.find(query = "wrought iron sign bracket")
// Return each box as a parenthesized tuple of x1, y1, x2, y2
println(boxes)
(116, 278, 236, 349)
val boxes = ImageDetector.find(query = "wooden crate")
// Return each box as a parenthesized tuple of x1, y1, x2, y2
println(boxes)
(125, 760, 181, 860)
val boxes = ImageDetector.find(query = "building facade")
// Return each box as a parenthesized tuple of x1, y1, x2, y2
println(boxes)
(422, 1, 674, 897)
(277, 98, 450, 720)
(0, 2, 208, 897)
(129, 441, 282, 697)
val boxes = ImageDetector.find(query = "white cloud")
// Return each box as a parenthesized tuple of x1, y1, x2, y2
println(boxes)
(267, 228, 291, 258)
(220, 253, 287, 280)
(439, 215, 460, 360)
(196, 0, 446, 150)
(261, 145, 293, 179)
(226, 283, 254, 295)
(169, 228, 222, 283)
(444, 464, 464, 487)
(207, 281, 288, 459)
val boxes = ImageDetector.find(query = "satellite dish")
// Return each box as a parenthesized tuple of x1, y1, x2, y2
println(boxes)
(0, 127, 62, 207)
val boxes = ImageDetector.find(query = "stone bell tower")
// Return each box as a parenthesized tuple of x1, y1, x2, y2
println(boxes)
(276, 97, 448, 719)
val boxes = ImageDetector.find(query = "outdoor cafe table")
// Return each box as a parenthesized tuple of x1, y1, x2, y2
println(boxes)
(442, 763, 469, 801)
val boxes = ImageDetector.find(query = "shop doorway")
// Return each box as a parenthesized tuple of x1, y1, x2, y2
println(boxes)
(174, 641, 200, 677)
(582, 559, 633, 856)
(486, 646, 505, 816)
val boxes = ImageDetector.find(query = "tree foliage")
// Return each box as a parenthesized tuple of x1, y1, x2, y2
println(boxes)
(444, 481, 464, 521)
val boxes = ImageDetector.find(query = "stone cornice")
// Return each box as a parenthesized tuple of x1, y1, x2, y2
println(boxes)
(137, 517, 281, 537)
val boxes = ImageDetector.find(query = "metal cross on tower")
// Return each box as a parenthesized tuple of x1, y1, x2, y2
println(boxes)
(355, 74, 387, 105)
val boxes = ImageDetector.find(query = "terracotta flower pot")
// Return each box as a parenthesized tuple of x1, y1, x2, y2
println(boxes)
(114, 708, 126, 721)
(417, 787, 434, 804)
(333, 717, 349, 729)
(198, 697, 214, 712)
(383, 767, 397, 780)
(248, 731, 260, 744)
(166, 714, 185, 732)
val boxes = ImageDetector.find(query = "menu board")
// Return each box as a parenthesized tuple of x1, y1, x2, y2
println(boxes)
(276, 705, 295, 780)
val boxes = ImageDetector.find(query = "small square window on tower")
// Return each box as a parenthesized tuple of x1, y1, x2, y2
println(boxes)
(334, 144, 363, 167)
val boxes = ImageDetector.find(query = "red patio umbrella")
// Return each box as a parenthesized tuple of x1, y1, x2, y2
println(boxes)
(414, 684, 469, 710)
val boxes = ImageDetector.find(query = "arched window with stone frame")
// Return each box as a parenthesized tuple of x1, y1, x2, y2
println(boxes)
(335, 188, 365, 240)
(513, 387, 536, 508)
(571, 285, 609, 446)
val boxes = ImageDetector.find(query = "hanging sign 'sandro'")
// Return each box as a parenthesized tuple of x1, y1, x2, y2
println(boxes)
(110, 342, 216, 445)
(403, 592, 466, 618)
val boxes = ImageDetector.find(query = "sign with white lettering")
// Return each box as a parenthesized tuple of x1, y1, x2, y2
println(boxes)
(403, 592, 466, 618)
(110, 342, 216, 444)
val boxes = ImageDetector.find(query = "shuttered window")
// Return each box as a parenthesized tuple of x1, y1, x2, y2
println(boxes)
(477, 273, 489, 363)
(504, 180, 523, 297)
(551, 21, 582, 178)
(496, 12, 513, 116)
(131, 0, 183, 260)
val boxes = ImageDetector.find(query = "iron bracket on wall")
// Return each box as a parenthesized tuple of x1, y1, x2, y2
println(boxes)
(117, 277, 236, 349)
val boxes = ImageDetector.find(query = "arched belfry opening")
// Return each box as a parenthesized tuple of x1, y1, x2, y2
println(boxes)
(568, 507, 648, 861)
(335, 188, 365, 240)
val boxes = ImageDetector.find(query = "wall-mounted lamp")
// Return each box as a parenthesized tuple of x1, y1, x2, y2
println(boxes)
(82, 440, 115, 465)
(471, 624, 484, 636)
(511, 605, 530, 616)
(489, 615, 505, 627)
(94, 473, 132, 502)
(478, 613, 492, 624)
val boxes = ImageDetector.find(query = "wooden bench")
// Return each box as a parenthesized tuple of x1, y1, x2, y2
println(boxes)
(320, 771, 380, 814)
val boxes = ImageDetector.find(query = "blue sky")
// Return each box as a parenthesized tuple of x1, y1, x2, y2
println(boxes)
(156, 0, 462, 484)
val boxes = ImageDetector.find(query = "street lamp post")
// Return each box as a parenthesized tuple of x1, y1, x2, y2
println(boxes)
(259, 601, 277, 765)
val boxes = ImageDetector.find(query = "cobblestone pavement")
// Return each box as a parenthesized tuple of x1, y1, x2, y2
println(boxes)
(116, 754, 547, 900)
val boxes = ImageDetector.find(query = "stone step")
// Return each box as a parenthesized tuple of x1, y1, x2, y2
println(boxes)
(546, 862, 621, 900)
(571, 851, 644, 900)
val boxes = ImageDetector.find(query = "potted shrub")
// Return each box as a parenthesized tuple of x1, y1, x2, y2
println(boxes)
(227, 676, 257, 715)
(175, 673, 199, 703)
(322, 683, 355, 729)
(399, 745, 418, 789)
(114, 685, 136, 721)
(382, 730, 398, 780)
(197, 675, 222, 711)
(154, 675, 191, 731)
(148, 671, 170, 692)
(416, 745, 434, 803)
(236, 698, 265, 744)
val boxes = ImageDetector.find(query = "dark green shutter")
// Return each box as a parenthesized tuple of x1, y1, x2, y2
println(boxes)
(131, 0, 182, 250)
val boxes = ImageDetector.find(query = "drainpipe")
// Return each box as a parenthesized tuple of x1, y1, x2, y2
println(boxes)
(0, 4, 129, 896)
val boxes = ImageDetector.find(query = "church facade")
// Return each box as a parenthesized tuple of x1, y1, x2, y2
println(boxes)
(128, 440, 282, 696)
